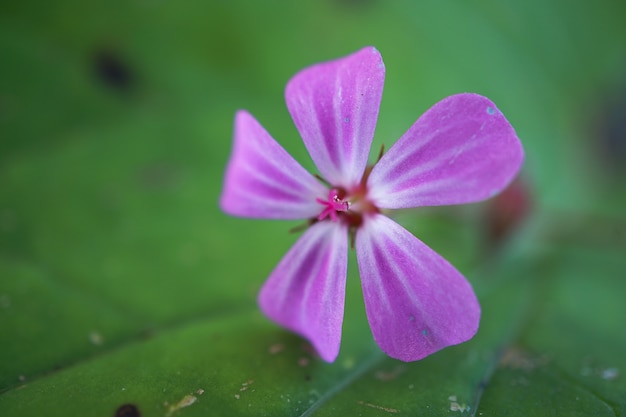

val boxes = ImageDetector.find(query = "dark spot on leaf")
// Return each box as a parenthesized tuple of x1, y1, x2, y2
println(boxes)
(479, 378, 489, 390)
(594, 82, 626, 174)
(93, 48, 134, 93)
(304, 374, 311, 381)
(114, 403, 140, 417)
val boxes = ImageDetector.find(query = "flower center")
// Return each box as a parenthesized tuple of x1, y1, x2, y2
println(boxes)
(313, 155, 384, 230)
(316, 189, 350, 222)
(315, 182, 379, 230)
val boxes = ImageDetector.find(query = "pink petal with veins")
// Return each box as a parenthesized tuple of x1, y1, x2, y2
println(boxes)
(356, 214, 480, 362)
(220, 110, 327, 219)
(285, 47, 385, 188)
(258, 221, 348, 362)
(368, 94, 524, 209)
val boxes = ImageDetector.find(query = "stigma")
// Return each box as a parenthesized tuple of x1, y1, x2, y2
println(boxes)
(316, 189, 350, 222)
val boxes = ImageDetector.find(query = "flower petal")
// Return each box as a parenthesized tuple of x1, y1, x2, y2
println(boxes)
(285, 47, 385, 188)
(356, 214, 480, 362)
(258, 221, 348, 362)
(220, 110, 328, 219)
(368, 93, 524, 209)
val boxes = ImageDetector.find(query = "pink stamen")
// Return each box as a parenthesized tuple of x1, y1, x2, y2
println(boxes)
(316, 189, 350, 222)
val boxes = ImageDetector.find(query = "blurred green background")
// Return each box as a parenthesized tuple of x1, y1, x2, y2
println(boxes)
(1, 1, 625, 416)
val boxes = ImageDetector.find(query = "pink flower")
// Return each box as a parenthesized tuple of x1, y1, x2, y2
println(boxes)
(220, 47, 523, 362)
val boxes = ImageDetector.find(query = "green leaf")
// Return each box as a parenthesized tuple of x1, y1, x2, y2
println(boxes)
(2, 0, 626, 415)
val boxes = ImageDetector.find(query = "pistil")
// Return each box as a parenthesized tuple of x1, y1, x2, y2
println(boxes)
(316, 189, 350, 222)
